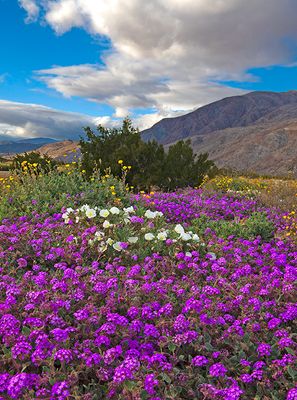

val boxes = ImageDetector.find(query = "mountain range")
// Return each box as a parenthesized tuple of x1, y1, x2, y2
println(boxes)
(0, 137, 56, 155)
(1, 91, 297, 177)
(142, 90, 297, 177)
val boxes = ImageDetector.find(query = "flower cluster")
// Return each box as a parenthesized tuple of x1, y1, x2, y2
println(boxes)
(0, 188, 296, 399)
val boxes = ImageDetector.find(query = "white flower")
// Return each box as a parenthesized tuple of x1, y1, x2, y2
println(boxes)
(124, 206, 134, 213)
(192, 234, 200, 242)
(98, 244, 107, 252)
(208, 252, 217, 260)
(155, 211, 163, 217)
(185, 252, 192, 258)
(95, 231, 104, 240)
(157, 231, 167, 241)
(174, 224, 185, 234)
(113, 242, 122, 251)
(88, 239, 95, 246)
(110, 207, 120, 215)
(75, 216, 80, 223)
(180, 232, 192, 241)
(103, 220, 112, 228)
(100, 209, 110, 218)
(128, 236, 139, 243)
(106, 238, 114, 245)
(86, 208, 96, 219)
(66, 207, 74, 213)
(145, 210, 156, 219)
(80, 205, 89, 212)
(62, 212, 69, 220)
(144, 233, 155, 241)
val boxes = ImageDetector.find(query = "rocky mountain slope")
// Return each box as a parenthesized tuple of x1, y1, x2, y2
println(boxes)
(34, 140, 80, 162)
(142, 91, 297, 177)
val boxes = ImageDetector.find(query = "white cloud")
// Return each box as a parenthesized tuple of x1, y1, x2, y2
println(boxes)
(19, 0, 297, 129)
(19, 0, 40, 22)
(0, 100, 99, 139)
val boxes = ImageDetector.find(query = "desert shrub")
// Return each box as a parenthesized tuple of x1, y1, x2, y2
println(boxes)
(80, 118, 216, 190)
(12, 152, 58, 176)
(0, 161, 10, 171)
(160, 140, 217, 190)
(205, 175, 268, 194)
(257, 179, 297, 212)
(0, 169, 129, 220)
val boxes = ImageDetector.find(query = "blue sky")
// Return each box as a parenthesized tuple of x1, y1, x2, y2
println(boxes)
(1, 0, 297, 139)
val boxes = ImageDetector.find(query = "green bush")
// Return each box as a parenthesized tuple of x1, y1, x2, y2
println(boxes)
(80, 118, 217, 191)
(12, 152, 58, 175)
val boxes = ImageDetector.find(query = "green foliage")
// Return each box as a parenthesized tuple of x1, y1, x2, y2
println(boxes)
(80, 118, 216, 190)
(161, 140, 217, 190)
(193, 212, 275, 241)
(0, 169, 129, 220)
(12, 152, 58, 175)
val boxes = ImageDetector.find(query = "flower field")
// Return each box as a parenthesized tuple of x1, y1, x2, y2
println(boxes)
(0, 173, 296, 399)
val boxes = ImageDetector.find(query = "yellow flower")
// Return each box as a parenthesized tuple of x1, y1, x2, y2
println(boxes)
(118, 160, 123, 164)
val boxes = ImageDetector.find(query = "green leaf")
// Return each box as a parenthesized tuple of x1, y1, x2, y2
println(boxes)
(287, 367, 297, 379)
(140, 390, 148, 400)
(160, 372, 171, 384)
(168, 343, 176, 353)
(285, 347, 296, 355)
(22, 326, 31, 335)
(124, 381, 137, 390)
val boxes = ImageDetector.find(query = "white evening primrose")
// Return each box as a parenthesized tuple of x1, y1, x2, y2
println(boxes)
(128, 236, 139, 243)
(100, 209, 110, 218)
(95, 231, 104, 240)
(103, 220, 112, 228)
(66, 207, 74, 213)
(155, 211, 163, 217)
(180, 232, 192, 241)
(192, 234, 200, 242)
(145, 210, 156, 219)
(80, 205, 89, 212)
(208, 252, 217, 260)
(62, 212, 69, 220)
(157, 231, 167, 241)
(124, 206, 134, 213)
(113, 242, 122, 251)
(144, 233, 155, 241)
(110, 207, 120, 215)
(86, 208, 96, 218)
(174, 224, 185, 234)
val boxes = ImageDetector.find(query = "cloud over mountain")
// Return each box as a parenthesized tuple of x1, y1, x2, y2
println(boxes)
(0, 100, 97, 139)
(19, 0, 297, 125)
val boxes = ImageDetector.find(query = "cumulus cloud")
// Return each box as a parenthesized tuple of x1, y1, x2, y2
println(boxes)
(19, 0, 297, 129)
(0, 100, 100, 139)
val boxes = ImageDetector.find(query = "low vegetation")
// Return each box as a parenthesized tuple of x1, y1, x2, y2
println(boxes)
(0, 122, 296, 400)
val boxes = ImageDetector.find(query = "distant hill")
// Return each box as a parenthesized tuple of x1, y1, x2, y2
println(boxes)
(34, 140, 80, 162)
(0, 137, 57, 155)
(142, 91, 297, 177)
